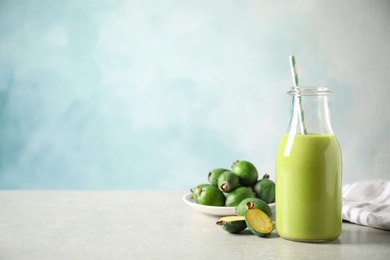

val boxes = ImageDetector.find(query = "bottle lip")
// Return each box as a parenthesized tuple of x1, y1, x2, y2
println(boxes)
(287, 86, 331, 96)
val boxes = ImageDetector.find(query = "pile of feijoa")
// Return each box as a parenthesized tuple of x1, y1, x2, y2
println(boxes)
(190, 160, 276, 237)
(190, 160, 275, 207)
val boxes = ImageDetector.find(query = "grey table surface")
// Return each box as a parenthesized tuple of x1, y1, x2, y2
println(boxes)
(1, 191, 390, 260)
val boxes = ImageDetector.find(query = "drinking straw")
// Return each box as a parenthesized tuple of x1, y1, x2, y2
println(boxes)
(289, 55, 307, 135)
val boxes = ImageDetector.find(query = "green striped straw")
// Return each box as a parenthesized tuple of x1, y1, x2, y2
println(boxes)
(289, 55, 307, 135)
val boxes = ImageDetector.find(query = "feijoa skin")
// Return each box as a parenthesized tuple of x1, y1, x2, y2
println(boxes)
(208, 168, 229, 186)
(216, 216, 246, 233)
(225, 187, 255, 207)
(217, 171, 241, 192)
(235, 197, 272, 218)
(253, 174, 275, 204)
(231, 160, 258, 186)
(191, 184, 211, 203)
(197, 185, 226, 206)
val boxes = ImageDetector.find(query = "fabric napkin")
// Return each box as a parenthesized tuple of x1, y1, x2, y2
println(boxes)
(342, 179, 390, 231)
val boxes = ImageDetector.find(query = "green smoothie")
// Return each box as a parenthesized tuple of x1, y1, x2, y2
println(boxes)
(276, 133, 342, 242)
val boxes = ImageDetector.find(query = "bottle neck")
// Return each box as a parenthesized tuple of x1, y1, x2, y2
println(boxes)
(287, 87, 334, 135)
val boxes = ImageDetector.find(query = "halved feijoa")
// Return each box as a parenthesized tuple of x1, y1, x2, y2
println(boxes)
(244, 202, 273, 237)
(216, 216, 246, 233)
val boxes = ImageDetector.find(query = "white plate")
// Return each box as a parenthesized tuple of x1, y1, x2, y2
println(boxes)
(182, 193, 275, 217)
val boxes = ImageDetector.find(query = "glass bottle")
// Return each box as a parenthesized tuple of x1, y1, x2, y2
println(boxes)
(275, 86, 342, 242)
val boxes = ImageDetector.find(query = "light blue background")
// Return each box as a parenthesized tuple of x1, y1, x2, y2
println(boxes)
(1, 0, 389, 190)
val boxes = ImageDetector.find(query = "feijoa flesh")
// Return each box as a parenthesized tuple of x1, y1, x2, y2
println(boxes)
(244, 202, 273, 237)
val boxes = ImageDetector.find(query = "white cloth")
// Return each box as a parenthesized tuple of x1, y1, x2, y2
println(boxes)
(342, 179, 390, 231)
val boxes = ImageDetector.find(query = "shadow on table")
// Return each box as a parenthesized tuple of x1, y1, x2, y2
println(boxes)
(233, 229, 280, 239)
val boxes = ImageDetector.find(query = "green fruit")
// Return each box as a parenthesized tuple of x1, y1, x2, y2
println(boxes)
(216, 216, 246, 233)
(217, 171, 241, 192)
(231, 160, 258, 186)
(191, 184, 211, 203)
(235, 198, 272, 218)
(197, 185, 226, 206)
(225, 187, 255, 207)
(253, 174, 275, 203)
(244, 202, 273, 237)
(208, 168, 229, 186)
